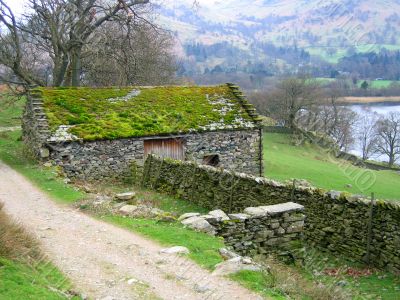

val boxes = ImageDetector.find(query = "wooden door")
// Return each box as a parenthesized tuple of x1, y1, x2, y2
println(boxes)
(144, 138, 184, 160)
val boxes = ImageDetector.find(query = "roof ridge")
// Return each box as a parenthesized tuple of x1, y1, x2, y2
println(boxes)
(226, 83, 262, 125)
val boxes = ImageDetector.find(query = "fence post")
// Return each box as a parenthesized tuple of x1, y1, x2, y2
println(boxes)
(365, 192, 375, 265)
(291, 179, 296, 202)
(141, 155, 151, 187)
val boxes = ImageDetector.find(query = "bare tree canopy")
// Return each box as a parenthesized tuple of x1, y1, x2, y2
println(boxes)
(0, 0, 175, 88)
(375, 112, 400, 167)
(356, 114, 379, 161)
(273, 77, 321, 129)
(82, 21, 176, 86)
(249, 77, 358, 151)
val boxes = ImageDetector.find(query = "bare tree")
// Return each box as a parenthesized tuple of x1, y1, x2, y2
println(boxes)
(375, 112, 400, 167)
(271, 76, 321, 128)
(82, 21, 176, 86)
(294, 82, 357, 151)
(356, 113, 379, 161)
(0, 0, 153, 87)
(0, 1, 45, 87)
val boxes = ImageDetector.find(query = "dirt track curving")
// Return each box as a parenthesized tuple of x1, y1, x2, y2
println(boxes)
(0, 161, 263, 300)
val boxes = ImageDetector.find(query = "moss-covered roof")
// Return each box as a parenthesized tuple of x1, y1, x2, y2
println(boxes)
(35, 85, 259, 141)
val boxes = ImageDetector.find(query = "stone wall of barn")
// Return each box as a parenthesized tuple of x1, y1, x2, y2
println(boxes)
(22, 91, 51, 159)
(47, 129, 262, 180)
(184, 129, 262, 176)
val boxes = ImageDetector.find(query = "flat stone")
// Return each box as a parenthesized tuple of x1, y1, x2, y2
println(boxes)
(208, 209, 229, 221)
(219, 248, 240, 260)
(243, 207, 267, 216)
(260, 202, 304, 216)
(160, 246, 190, 255)
(150, 208, 164, 217)
(127, 278, 139, 285)
(328, 190, 341, 199)
(228, 213, 250, 220)
(212, 257, 261, 276)
(181, 216, 216, 235)
(193, 284, 210, 293)
(115, 192, 136, 201)
(40, 147, 50, 158)
(199, 215, 219, 224)
(118, 205, 137, 215)
(178, 212, 200, 221)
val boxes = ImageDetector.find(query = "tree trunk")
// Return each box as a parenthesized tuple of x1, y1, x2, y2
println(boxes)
(53, 55, 69, 87)
(389, 155, 395, 167)
(71, 47, 82, 87)
(288, 112, 296, 129)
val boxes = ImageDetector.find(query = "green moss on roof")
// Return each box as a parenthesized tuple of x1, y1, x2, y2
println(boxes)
(38, 85, 255, 141)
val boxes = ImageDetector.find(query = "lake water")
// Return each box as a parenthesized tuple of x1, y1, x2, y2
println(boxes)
(347, 103, 400, 162)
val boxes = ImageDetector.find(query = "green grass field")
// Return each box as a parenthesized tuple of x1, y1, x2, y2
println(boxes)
(313, 77, 400, 89)
(0, 94, 25, 127)
(0, 258, 77, 300)
(357, 80, 399, 89)
(263, 132, 400, 201)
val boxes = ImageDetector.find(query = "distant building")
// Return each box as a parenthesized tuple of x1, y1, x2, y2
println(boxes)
(23, 84, 263, 180)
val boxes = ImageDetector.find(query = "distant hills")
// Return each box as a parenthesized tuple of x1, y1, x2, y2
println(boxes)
(155, 0, 400, 83)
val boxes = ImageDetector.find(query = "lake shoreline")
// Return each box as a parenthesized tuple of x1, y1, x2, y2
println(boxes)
(339, 96, 400, 105)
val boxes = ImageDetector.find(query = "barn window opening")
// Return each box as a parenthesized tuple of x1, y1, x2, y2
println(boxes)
(203, 154, 220, 167)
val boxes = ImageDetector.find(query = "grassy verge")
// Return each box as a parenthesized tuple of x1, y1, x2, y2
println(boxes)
(230, 271, 286, 299)
(298, 248, 400, 300)
(0, 204, 78, 299)
(0, 93, 25, 127)
(263, 132, 400, 201)
(0, 130, 84, 204)
(104, 216, 224, 270)
(88, 182, 208, 216)
(0, 258, 75, 300)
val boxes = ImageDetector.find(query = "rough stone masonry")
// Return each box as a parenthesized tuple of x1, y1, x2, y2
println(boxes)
(143, 155, 400, 273)
(22, 86, 263, 179)
(179, 202, 305, 257)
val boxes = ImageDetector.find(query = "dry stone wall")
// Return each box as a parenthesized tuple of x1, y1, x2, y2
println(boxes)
(180, 203, 305, 256)
(142, 155, 400, 272)
(214, 203, 305, 256)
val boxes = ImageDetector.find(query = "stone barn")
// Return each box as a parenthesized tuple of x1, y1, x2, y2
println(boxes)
(23, 84, 263, 180)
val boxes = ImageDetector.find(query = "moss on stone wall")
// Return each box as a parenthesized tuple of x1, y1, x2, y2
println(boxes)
(142, 155, 400, 273)
(36, 85, 254, 141)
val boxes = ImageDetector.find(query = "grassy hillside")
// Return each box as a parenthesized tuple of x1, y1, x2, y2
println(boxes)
(263, 132, 400, 201)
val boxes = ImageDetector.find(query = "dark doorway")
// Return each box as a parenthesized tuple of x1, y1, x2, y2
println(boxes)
(203, 154, 220, 167)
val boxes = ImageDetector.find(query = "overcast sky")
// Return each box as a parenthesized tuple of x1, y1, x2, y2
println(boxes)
(4, 0, 27, 16)
(4, 0, 219, 15)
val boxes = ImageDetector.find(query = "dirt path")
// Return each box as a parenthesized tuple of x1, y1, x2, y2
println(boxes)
(0, 161, 262, 300)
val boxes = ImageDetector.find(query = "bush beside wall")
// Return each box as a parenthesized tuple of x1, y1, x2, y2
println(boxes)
(142, 155, 400, 272)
